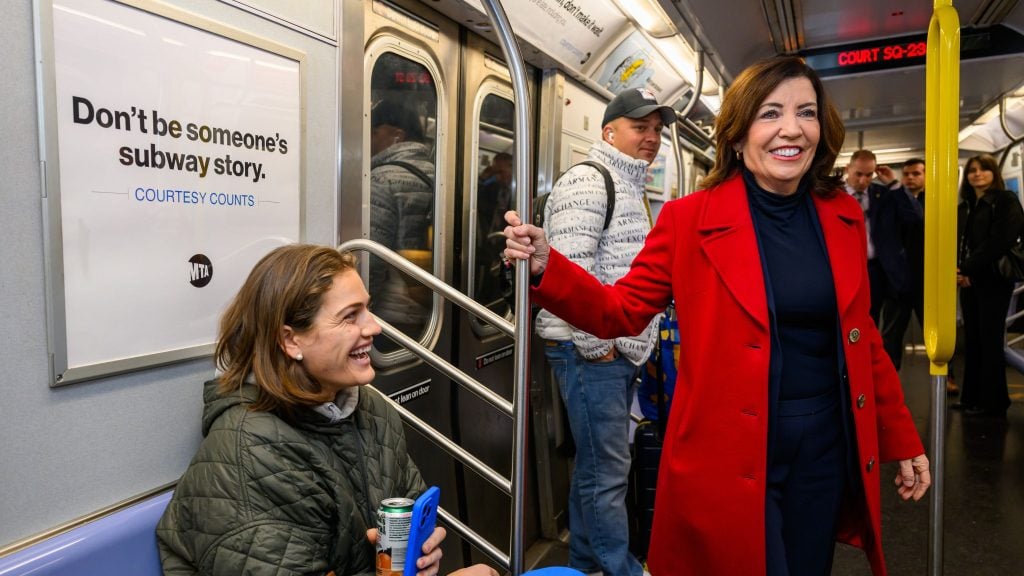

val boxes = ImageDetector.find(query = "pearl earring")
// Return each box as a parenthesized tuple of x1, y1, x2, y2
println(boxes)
(295, 353, 303, 361)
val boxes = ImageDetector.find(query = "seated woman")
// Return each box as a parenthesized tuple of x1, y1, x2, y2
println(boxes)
(157, 244, 495, 576)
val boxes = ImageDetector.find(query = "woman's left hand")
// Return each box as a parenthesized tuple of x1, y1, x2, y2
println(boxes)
(414, 526, 446, 576)
(894, 453, 931, 501)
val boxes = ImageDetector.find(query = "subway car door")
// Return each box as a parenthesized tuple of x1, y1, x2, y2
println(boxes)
(453, 31, 545, 562)
(360, 0, 466, 568)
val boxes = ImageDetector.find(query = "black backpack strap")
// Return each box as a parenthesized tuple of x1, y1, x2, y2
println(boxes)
(379, 160, 434, 189)
(655, 330, 667, 441)
(576, 160, 615, 231)
(533, 193, 549, 228)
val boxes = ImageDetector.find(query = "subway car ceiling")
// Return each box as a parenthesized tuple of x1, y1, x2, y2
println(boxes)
(428, 0, 1024, 166)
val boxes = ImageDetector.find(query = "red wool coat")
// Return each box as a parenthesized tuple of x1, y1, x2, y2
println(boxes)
(532, 173, 924, 575)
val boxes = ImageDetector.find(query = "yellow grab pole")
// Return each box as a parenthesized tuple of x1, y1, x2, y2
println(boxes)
(924, 2, 959, 574)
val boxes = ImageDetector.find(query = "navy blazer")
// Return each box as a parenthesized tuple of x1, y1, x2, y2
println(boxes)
(865, 182, 923, 294)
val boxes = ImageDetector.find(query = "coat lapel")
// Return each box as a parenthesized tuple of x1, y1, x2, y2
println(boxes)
(813, 192, 865, 316)
(698, 176, 769, 329)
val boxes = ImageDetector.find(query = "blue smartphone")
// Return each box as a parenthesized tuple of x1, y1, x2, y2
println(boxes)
(403, 486, 440, 576)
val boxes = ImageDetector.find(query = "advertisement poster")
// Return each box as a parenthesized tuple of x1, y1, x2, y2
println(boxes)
(51, 0, 301, 373)
(646, 148, 667, 196)
(502, 0, 627, 72)
(592, 30, 684, 101)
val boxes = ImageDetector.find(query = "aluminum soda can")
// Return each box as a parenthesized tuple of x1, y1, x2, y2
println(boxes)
(376, 497, 414, 576)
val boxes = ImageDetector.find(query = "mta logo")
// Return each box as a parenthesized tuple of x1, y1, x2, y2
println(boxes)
(188, 254, 213, 287)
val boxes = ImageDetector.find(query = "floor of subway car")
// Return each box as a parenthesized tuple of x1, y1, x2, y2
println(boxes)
(831, 347, 1024, 576)
(523, 346, 1024, 575)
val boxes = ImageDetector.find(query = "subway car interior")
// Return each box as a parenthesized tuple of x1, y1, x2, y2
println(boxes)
(2, 0, 1023, 574)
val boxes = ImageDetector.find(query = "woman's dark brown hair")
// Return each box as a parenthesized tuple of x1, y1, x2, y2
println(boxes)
(215, 244, 358, 413)
(959, 154, 1006, 200)
(702, 56, 845, 196)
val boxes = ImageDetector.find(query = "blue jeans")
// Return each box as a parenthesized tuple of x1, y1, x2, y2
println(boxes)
(546, 341, 642, 576)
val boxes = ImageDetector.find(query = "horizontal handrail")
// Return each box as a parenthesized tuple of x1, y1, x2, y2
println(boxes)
(339, 239, 513, 339)
(437, 507, 511, 569)
(373, 315, 513, 418)
(368, 372, 512, 496)
(340, 238, 518, 562)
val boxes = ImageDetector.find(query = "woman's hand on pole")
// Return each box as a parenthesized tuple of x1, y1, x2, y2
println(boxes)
(503, 210, 550, 277)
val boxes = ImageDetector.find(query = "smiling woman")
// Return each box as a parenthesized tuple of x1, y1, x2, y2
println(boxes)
(211, 244, 376, 413)
(503, 55, 931, 576)
(735, 76, 820, 195)
(154, 244, 495, 576)
(281, 267, 380, 394)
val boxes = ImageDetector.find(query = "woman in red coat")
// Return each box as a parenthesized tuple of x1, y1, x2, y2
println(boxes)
(503, 56, 930, 576)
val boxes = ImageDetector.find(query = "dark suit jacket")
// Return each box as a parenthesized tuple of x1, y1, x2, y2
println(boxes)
(905, 190, 925, 298)
(865, 182, 923, 295)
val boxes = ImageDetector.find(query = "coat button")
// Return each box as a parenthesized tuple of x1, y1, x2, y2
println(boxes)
(857, 394, 866, 408)
(848, 328, 861, 343)
(866, 457, 875, 472)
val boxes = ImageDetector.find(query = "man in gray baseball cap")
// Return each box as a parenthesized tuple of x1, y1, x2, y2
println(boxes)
(602, 87, 677, 130)
(535, 86, 675, 576)
(599, 88, 675, 163)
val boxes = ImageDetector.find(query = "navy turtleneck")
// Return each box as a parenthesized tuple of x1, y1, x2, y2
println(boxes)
(743, 169, 839, 401)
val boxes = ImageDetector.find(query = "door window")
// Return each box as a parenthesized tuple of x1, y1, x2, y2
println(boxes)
(368, 51, 438, 352)
(470, 92, 515, 327)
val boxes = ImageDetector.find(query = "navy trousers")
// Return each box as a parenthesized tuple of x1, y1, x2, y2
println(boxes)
(765, 391, 848, 576)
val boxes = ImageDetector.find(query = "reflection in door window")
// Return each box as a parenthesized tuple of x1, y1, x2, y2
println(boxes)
(472, 94, 515, 318)
(369, 52, 437, 350)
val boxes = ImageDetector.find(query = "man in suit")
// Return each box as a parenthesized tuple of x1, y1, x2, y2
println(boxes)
(845, 150, 923, 369)
(901, 158, 926, 328)
(898, 158, 958, 393)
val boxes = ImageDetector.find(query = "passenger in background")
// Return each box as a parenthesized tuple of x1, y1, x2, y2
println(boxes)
(537, 88, 674, 576)
(368, 99, 435, 333)
(476, 152, 514, 305)
(156, 244, 496, 576)
(900, 158, 959, 395)
(845, 149, 923, 370)
(504, 56, 930, 576)
(478, 152, 513, 237)
(901, 157, 927, 331)
(955, 154, 1023, 417)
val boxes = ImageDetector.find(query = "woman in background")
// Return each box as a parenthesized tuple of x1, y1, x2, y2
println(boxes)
(956, 154, 1024, 417)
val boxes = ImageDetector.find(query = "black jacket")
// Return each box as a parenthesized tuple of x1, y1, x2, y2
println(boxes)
(865, 182, 923, 295)
(957, 188, 1024, 280)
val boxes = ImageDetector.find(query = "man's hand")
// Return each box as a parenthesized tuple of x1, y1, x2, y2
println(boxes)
(877, 165, 897, 186)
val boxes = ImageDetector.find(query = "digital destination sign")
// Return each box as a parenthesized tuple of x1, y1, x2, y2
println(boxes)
(834, 40, 927, 66)
(801, 26, 1024, 77)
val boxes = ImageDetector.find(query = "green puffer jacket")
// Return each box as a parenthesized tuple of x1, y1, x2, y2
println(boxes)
(157, 380, 425, 576)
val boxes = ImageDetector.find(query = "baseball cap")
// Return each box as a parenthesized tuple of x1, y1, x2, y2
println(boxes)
(602, 88, 676, 127)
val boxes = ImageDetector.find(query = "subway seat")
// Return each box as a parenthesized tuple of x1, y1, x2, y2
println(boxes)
(0, 493, 588, 576)
(0, 491, 172, 576)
